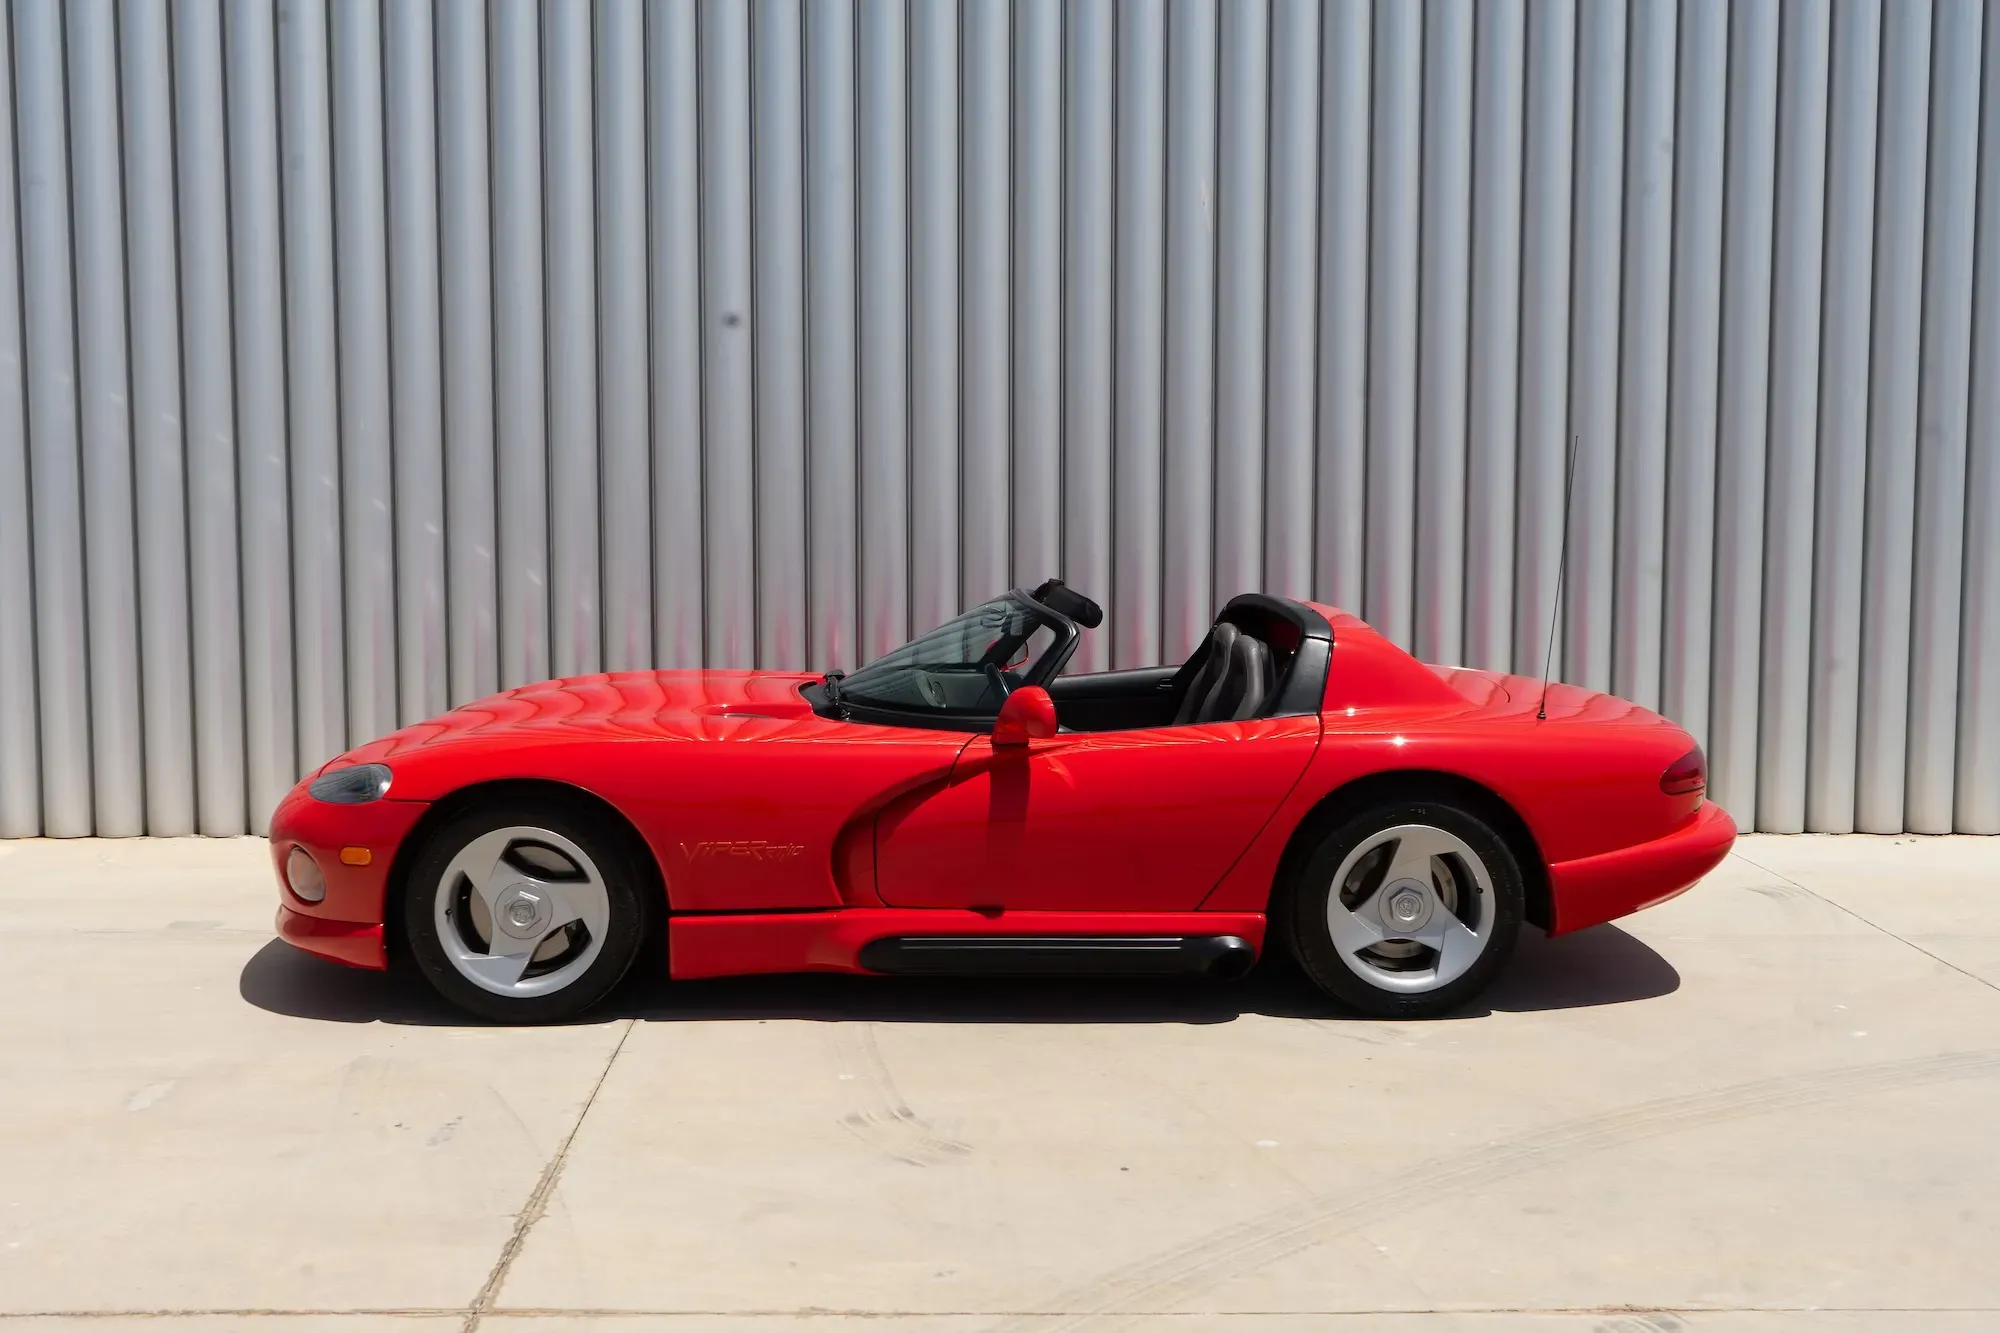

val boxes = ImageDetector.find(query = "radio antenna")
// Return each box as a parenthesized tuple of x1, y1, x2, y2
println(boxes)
(1537, 433, 1583, 721)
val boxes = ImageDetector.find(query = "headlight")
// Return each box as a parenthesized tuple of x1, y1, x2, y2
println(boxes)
(285, 846, 327, 903)
(309, 762, 392, 804)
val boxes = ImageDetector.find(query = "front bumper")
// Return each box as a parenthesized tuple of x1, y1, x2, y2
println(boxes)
(1545, 800, 1738, 936)
(268, 777, 429, 971)
(276, 905, 387, 970)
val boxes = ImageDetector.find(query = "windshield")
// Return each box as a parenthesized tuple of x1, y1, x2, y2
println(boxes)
(839, 595, 1064, 715)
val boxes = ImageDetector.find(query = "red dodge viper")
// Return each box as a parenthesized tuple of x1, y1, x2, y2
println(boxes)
(271, 580, 1736, 1023)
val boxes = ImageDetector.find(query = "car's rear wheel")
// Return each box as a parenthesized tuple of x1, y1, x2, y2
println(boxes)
(403, 798, 651, 1023)
(1284, 800, 1524, 1019)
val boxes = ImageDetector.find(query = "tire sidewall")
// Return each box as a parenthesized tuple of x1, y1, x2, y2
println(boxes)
(1286, 799, 1524, 1019)
(402, 798, 652, 1024)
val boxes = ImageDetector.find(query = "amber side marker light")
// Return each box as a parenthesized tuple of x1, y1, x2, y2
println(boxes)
(339, 846, 373, 867)
(1661, 746, 1708, 797)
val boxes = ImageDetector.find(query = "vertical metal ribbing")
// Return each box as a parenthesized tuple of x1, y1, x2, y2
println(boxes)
(1165, 0, 1220, 657)
(1315, 0, 1370, 617)
(331, 0, 397, 742)
(1063, 0, 1113, 671)
(1564, 0, 1624, 694)
(1959, 3, 2000, 834)
(278, 0, 348, 767)
(437, 0, 499, 701)
(120, 1, 197, 835)
(1511, 0, 1575, 679)
(384, 0, 448, 723)
(1112, 1, 1166, 668)
(1011, 0, 1062, 591)
(1855, 0, 1933, 832)
(1263, 0, 1320, 607)
(68, 1, 144, 835)
(1364, 0, 1419, 650)
(1707, 0, 1781, 826)
(491, 0, 549, 689)
(1462, 0, 1525, 675)
(1660, 0, 1729, 747)
(1906, 0, 1983, 832)
(15, 0, 92, 836)
(805, 0, 859, 671)
(750, 0, 808, 669)
(1611, 0, 1676, 710)
(1413, 0, 1473, 667)
(0, 7, 38, 836)
(1805, 0, 1883, 832)
(597, 0, 653, 675)
(960, 0, 1011, 612)
(1756, 0, 1833, 833)
(857, 0, 908, 658)
(908, 0, 959, 641)
(225, 0, 298, 832)
(650, 0, 705, 670)
(543, 0, 600, 679)
(1215, 0, 1270, 622)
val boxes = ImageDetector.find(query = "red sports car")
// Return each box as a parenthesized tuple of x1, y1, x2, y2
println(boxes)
(271, 580, 1736, 1023)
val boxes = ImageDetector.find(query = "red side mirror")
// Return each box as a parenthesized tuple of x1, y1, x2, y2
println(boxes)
(992, 686, 1058, 746)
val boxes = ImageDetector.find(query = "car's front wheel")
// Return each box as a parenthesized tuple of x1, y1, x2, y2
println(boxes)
(1284, 799, 1524, 1019)
(403, 798, 652, 1023)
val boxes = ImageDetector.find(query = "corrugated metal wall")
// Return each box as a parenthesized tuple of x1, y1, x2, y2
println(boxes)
(0, 0, 1996, 839)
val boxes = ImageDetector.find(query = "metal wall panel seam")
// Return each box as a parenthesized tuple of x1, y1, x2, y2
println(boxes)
(1315, 0, 1370, 618)
(1165, 0, 1220, 660)
(437, 0, 499, 703)
(805, 0, 859, 671)
(224, 0, 299, 833)
(857, 0, 908, 659)
(1064, 0, 1113, 672)
(1563, 0, 1625, 693)
(1113, 0, 1166, 668)
(1414, 0, 1473, 667)
(650, 0, 705, 670)
(1804, 0, 1883, 833)
(598, 0, 653, 675)
(278, 0, 349, 769)
(384, 0, 448, 725)
(1755, 0, 1834, 833)
(1905, 0, 1982, 832)
(1854, 0, 1934, 833)
(1705, 0, 1780, 828)
(1660, 0, 1729, 753)
(1611, 0, 1675, 710)
(0, 4, 39, 836)
(1513, 0, 1577, 681)
(960, 0, 1010, 612)
(1364, 0, 1418, 650)
(68, 0, 145, 835)
(1263, 0, 1320, 609)
(14, 0, 94, 836)
(909, 0, 959, 644)
(1011, 0, 1062, 591)
(1462, 0, 1525, 675)
(1958, 0, 2000, 833)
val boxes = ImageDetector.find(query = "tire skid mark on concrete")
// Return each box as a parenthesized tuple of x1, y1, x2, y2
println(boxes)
(831, 1021, 973, 1167)
(982, 1047, 2000, 1333)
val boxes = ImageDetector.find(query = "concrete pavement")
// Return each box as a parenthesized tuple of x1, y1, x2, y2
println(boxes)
(1, 833, 1997, 1330)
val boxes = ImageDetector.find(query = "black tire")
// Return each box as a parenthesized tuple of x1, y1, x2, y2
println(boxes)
(1283, 799, 1524, 1019)
(402, 796, 654, 1024)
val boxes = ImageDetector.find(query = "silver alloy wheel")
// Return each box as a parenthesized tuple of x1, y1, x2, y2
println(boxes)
(1324, 822, 1494, 994)
(433, 825, 612, 999)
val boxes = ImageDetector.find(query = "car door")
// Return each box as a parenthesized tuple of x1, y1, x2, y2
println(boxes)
(872, 714, 1321, 912)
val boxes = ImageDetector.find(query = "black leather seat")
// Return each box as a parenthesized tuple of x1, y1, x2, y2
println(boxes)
(1174, 623, 1275, 725)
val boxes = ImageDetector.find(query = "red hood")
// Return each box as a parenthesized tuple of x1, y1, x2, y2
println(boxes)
(324, 670, 838, 772)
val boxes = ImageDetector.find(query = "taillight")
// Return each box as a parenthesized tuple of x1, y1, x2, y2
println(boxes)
(1661, 745, 1707, 796)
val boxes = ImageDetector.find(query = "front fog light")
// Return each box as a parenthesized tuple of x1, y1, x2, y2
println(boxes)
(286, 847, 327, 903)
(309, 762, 392, 804)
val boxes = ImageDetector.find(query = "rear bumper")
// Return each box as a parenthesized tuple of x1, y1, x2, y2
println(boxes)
(276, 904, 387, 971)
(1546, 800, 1737, 936)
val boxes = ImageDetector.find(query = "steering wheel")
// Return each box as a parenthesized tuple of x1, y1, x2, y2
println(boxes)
(917, 672, 947, 708)
(983, 661, 1012, 705)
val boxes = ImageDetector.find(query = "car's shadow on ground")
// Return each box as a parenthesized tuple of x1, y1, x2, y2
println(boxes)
(238, 922, 1680, 1028)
